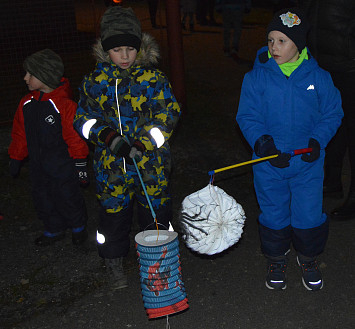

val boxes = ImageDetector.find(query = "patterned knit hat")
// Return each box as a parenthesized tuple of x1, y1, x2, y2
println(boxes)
(100, 6, 142, 52)
(23, 49, 64, 89)
(267, 8, 309, 52)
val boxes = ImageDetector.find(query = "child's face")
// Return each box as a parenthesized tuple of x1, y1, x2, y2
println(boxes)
(268, 31, 299, 65)
(108, 46, 137, 70)
(24, 72, 53, 93)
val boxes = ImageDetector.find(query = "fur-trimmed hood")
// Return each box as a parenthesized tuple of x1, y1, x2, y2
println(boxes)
(92, 32, 160, 68)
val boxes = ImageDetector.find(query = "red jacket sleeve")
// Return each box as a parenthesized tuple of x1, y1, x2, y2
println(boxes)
(60, 99, 89, 159)
(8, 98, 29, 160)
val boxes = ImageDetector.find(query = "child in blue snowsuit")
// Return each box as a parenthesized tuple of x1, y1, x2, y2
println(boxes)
(236, 8, 343, 291)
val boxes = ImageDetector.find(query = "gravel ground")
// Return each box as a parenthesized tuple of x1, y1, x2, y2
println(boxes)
(1, 2, 354, 329)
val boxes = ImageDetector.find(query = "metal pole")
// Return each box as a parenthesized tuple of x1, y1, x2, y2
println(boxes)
(165, 0, 186, 110)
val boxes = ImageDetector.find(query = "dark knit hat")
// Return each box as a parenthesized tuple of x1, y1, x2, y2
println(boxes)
(100, 6, 142, 52)
(267, 8, 309, 52)
(23, 49, 64, 89)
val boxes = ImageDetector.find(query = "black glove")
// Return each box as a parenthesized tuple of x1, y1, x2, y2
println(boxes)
(254, 135, 290, 168)
(301, 138, 320, 163)
(126, 140, 146, 165)
(9, 159, 22, 178)
(109, 135, 131, 157)
(75, 159, 90, 188)
(254, 135, 278, 157)
(269, 151, 291, 168)
(100, 128, 130, 158)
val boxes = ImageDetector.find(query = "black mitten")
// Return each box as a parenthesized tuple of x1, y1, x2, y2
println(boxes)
(254, 135, 290, 168)
(75, 159, 90, 188)
(108, 135, 131, 158)
(9, 159, 22, 178)
(269, 151, 291, 168)
(301, 138, 320, 163)
(254, 135, 278, 157)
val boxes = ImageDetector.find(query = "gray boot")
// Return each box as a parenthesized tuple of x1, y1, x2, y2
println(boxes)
(105, 258, 128, 289)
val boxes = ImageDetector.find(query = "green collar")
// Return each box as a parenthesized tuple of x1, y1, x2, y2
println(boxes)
(268, 48, 308, 77)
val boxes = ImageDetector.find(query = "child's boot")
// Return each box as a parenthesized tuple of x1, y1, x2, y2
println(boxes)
(105, 257, 128, 289)
(297, 254, 323, 291)
(265, 255, 288, 290)
(35, 231, 65, 246)
(72, 226, 88, 245)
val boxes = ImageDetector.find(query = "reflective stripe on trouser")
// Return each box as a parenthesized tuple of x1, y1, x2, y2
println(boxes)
(97, 202, 173, 259)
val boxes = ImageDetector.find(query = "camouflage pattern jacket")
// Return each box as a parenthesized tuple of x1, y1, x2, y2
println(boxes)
(74, 33, 181, 208)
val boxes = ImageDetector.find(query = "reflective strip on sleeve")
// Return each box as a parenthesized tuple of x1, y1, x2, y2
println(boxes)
(149, 127, 165, 148)
(82, 119, 97, 139)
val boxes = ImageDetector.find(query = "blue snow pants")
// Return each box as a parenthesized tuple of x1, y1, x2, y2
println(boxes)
(253, 155, 329, 258)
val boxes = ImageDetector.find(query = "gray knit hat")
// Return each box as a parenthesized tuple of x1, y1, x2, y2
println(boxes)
(23, 49, 64, 89)
(100, 6, 142, 52)
(267, 8, 309, 52)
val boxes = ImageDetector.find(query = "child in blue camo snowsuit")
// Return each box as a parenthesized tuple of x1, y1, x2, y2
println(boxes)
(236, 8, 343, 291)
(73, 7, 181, 289)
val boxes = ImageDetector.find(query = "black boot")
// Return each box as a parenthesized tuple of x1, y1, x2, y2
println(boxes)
(72, 228, 88, 245)
(105, 258, 128, 289)
(330, 190, 355, 221)
(35, 232, 65, 246)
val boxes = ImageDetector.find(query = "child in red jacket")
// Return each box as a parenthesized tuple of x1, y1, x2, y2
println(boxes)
(8, 49, 90, 247)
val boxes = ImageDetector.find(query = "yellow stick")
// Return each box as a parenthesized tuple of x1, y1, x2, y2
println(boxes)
(212, 154, 278, 174)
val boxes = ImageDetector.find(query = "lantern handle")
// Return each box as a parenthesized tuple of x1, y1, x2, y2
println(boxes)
(208, 147, 313, 176)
